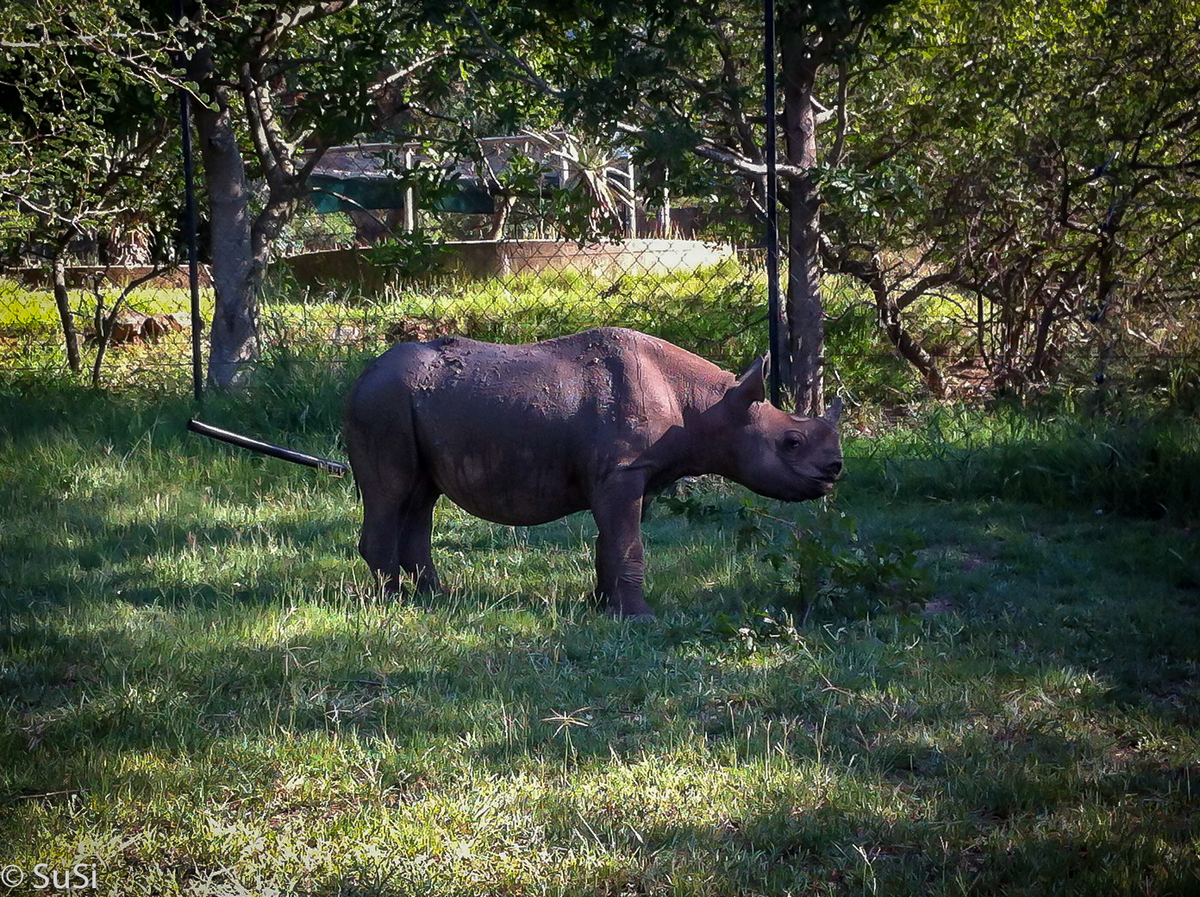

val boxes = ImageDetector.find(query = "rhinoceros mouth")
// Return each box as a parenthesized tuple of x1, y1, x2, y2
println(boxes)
(810, 479, 838, 499)
(784, 476, 837, 501)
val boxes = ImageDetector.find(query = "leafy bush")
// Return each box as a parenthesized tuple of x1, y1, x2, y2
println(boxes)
(822, 277, 922, 405)
(660, 487, 933, 624)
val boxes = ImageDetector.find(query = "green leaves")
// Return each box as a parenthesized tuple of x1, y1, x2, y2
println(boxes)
(369, 228, 453, 278)
(0, 2, 181, 212)
(820, 0, 1200, 395)
(662, 488, 933, 622)
(743, 500, 932, 620)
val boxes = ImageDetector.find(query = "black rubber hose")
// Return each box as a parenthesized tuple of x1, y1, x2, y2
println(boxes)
(186, 419, 348, 477)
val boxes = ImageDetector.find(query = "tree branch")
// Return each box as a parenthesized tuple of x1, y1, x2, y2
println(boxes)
(464, 6, 565, 100)
(254, 1, 361, 59)
(826, 56, 849, 167)
(239, 63, 281, 187)
(373, 49, 454, 90)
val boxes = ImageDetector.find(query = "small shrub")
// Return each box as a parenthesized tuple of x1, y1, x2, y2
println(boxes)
(661, 488, 933, 623)
(823, 282, 921, 405)
(737, 499, 932, 621)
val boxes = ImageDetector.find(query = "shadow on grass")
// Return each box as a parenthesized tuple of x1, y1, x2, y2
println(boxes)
(2, 406, 1198, 727)
(295, 767, 1200, 895)
(2, 379, 1200, 893)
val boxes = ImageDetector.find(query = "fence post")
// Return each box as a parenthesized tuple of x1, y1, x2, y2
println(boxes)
(659, 166, 671, 237)
(626, 158, 637, 240)
(404, 147, 416, 233)
(763, 0, 783, 408)
(175, 0, 203, 401)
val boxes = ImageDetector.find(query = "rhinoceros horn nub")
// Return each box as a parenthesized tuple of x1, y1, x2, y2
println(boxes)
(822, 396, 843, 426)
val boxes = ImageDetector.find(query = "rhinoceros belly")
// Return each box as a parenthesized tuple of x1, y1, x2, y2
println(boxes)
(430, 445, 592, 526)
(408, 341, 617, 525)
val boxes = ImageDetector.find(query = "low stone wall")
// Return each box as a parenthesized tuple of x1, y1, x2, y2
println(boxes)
(282, 239, 735, 290)
(447, 238, 736, 277)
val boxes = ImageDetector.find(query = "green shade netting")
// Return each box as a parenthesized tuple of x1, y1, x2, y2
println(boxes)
(309, 176, 496, 214)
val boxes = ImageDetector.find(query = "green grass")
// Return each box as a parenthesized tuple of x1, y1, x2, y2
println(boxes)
(1, 373, 1198, 895)
(1, 265, 915, 400)
(263, 260, 773, 373)
(847, 404, 1200, 523)
(0, 262, 768, 383)
(0, 280, 211, 390)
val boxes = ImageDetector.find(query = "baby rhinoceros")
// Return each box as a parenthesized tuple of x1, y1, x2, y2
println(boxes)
(343, 327, 843, 617)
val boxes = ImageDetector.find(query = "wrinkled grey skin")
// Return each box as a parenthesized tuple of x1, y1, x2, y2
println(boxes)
(344, 327, 843, 617)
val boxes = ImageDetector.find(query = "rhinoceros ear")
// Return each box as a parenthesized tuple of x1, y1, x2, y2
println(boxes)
(728, 355, 768, 411)
(822, 396, 844, 426)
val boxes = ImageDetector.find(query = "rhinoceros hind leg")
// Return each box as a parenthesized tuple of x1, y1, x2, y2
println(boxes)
(359, 488, 402, 594)
(351, 431, 441, 596)
(397, 490, 442, 595)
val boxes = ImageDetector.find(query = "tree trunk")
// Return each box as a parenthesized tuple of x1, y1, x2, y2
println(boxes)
(779, 30, 824, 416)
(881, 302, 946, 397)
(486, 195, 516, 240)
(194, 83, 261, 389)
(51, 246, 81, 375)
(1091, 212, 1121, 391)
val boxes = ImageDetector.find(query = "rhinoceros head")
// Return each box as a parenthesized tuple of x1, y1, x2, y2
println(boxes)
(718, 356, 844, 502)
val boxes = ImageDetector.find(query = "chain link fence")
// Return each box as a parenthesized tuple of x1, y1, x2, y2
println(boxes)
(262, 136, 773, 379)
(3, 132, 1198, 422)
(0, 247, 204, 390)
(3, 136, 1198, 525)
(1, 135, 777, 390)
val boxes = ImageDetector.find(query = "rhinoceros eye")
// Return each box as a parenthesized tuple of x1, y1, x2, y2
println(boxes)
(780, 431, 806, 454)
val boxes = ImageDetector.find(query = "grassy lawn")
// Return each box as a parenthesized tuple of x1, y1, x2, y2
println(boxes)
(1, 376, 1197, 896)
(0, 267, 908, 400)
(0, 263, 765, 373)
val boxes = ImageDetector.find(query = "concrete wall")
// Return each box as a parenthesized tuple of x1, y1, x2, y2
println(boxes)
(282, 239, 735, 290)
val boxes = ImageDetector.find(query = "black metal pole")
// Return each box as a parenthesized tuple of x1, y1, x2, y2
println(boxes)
(175, 0, 203, 402)
(763, 0, 783, 408)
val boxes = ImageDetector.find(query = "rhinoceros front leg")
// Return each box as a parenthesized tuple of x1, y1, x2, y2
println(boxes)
(593, 476, 654, 618)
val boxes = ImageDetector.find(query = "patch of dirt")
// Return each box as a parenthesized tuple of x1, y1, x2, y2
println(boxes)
(84, 310, 192, 346)
(326, 324, 364, 346)
(945, 358, 996, 398)
(921, 596, 958, 616)
(386, 315, 451, 343)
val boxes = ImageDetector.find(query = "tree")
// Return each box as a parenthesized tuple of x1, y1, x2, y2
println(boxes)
(0, 1, 182, 379)
(448, 0, 899, 413)
(820, 0, 1200, 396)
(772, 1, 901, 413)
(179, 0, 461, 386)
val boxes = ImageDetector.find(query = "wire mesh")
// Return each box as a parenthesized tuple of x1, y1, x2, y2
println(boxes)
(0, 251, 206, 391)
(0, 136, 777, 389)
(264, 139, 770, 375)
(2, 135, 1197, 415)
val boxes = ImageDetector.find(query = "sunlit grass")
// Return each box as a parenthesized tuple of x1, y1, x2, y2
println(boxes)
(1, 266, 899, 395)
